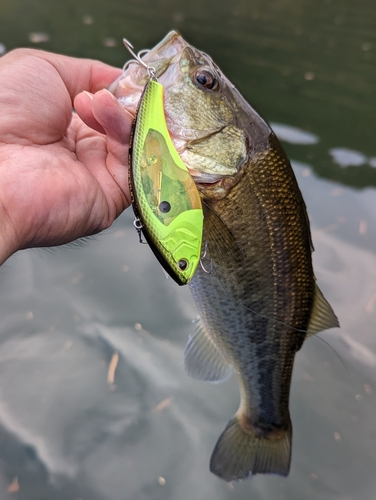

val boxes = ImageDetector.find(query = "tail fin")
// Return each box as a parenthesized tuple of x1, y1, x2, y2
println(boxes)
(210, 415, 292, 482)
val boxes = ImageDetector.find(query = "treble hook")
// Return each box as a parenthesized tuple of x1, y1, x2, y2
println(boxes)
(200, 241, 213, 274)
(133, 218, 147, 244)
(122, 38, 156, 79)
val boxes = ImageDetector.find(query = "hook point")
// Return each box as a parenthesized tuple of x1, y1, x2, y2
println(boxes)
(122, 38, 134, 49)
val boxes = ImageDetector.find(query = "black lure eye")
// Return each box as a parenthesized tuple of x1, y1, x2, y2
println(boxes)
(178, 259, 188, 271)
(159, 201, 171, 213)
(195, 69, 217, 90)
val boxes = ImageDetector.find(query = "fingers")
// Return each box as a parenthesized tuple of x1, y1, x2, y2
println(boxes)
(74, 91, 106, 134)
(3, 48, 122, 99)
(38, 50, 123, 99)
(75, 89, 134, 145)
(5, 48, 122, 101)
(0, 49, 123, 143)
(75, 89, 134, 210)
(93, 89, 134, 207)
(93, 89, 134, 144)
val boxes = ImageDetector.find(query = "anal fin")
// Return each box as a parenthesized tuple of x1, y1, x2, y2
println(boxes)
(184, 318, 232, 383)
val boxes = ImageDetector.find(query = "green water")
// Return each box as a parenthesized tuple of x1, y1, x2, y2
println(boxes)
(0, 0, 375, 498)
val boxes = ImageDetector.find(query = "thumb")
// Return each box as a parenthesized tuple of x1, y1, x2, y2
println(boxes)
(75, 88, 134, 146)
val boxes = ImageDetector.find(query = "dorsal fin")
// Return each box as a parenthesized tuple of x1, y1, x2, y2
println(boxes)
(307, 284, 339, 336)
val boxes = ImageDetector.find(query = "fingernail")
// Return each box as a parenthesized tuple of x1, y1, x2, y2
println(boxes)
(102, 88, 119, 102)
(83, 91, 94, 100)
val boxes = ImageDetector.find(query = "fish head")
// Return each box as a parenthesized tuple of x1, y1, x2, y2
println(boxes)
(111, 31, 269, 199)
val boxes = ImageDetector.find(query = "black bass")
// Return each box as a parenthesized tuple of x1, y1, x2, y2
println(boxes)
(110, 31, 339, 482)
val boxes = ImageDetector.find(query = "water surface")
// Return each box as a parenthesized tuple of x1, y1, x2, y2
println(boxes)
(0, 0, 375, 498)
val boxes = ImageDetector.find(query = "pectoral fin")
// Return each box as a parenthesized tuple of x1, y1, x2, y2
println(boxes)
(184, 318, 232, 383)
(201, 203, 244, 268)
(307, 284, 339, 336)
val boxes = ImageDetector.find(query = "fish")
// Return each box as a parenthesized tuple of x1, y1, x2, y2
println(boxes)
(110, 31, 339, 482)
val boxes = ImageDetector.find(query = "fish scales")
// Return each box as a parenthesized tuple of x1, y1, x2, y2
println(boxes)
(111, 31, 339, 482)
(190, 136, 314, 423)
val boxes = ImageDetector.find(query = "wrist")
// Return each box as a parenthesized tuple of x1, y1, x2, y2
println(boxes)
(0, 207, 20, 266)
(0, 154, 23, 265)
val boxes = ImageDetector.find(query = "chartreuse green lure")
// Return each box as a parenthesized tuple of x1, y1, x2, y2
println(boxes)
(129, 78, 203, 285)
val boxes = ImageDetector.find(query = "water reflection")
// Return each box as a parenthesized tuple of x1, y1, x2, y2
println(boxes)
(271, 123, 319, 145)
(28, 32, 50, 44)
(0, 149, 374, 499)
(0, 0, 376, 498)
(329, 148, 367, 168)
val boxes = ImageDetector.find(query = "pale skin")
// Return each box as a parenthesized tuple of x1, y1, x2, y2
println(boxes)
(0, 48, 134, 265)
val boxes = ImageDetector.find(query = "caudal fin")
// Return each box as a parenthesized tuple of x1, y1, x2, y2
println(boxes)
(210, 415, 292, 482)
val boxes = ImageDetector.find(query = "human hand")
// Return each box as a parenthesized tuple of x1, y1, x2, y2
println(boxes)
(0, 48, 133, 265)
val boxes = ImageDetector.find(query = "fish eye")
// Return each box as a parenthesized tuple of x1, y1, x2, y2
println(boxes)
(194, 69, 217, 90)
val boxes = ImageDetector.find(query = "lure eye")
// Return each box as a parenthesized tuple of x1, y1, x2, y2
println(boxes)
(159, 201, 171, 213)
(178, 259, 189, 271)
(148, 155, 157, 164)
(194, 69, 217, 90)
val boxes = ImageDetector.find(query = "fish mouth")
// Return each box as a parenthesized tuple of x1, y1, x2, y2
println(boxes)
(187, 170, 226, 184)
(109, 31, 188, 116)
(183, 166, 231, 193)
(166, 119, 224, 143)
(195, 179, 223, 190)
(141, 31, 186, 70)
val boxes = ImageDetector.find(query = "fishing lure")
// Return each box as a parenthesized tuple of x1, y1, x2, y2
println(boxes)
(124, 40, 204, 285)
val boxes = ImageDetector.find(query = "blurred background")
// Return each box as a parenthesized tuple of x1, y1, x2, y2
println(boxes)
(0, 0, 375, 498)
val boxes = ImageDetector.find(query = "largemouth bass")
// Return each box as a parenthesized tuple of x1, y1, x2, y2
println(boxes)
(111, 31, 339, 482)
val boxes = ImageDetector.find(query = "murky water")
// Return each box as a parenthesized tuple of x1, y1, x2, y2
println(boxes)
(0, 0, 376, 498)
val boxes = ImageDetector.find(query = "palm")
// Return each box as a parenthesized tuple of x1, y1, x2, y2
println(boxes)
(0, 49, 133, 256)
